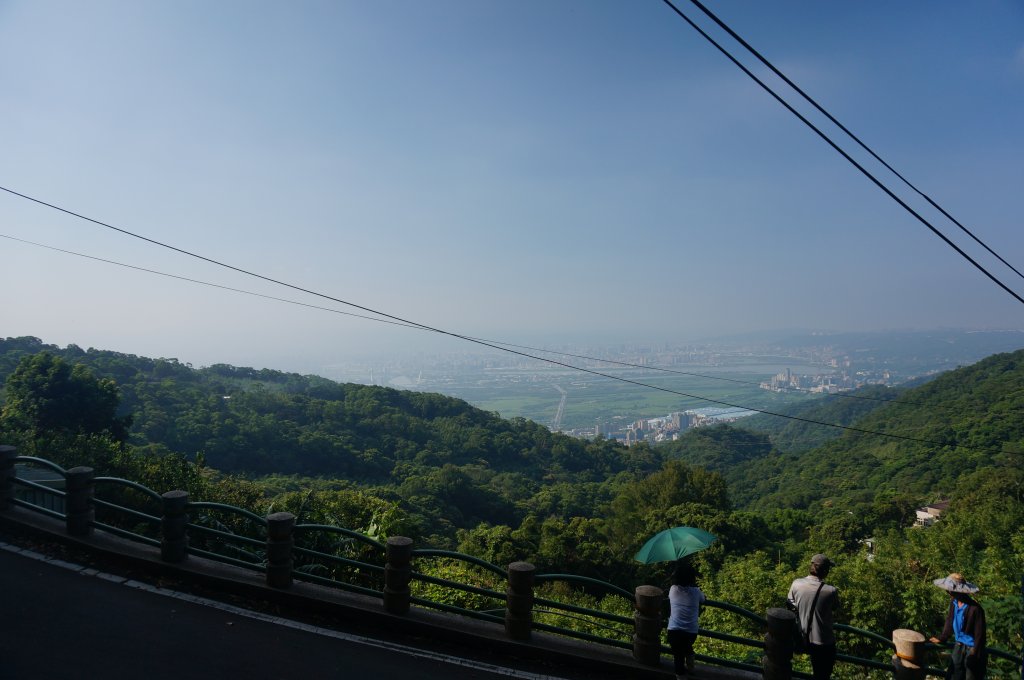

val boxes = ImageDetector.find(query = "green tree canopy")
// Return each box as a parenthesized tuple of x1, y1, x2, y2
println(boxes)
(1, 352, 131, 442)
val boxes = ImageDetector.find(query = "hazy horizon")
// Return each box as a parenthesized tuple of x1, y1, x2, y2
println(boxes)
(3, 1, 1022, 373)
(5, 326, 1023, 378)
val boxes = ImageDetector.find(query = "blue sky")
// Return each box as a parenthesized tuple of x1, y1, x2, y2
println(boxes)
(2, 1, 1022, 371)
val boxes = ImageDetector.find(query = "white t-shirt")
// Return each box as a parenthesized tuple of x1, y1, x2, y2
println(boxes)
(668, 584, 706, 632)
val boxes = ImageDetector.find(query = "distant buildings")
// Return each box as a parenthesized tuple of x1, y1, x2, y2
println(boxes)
(760, 368, 799, 392)
(609, 407, 753, 445)
(914, 500, 950, 527)
(759, 362, 894, 395)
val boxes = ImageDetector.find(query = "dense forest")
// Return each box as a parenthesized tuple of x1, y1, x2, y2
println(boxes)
(1, 336, 1022, 677)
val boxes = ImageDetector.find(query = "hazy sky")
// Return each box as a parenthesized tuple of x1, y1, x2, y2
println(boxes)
(2, 1, 1023, 372)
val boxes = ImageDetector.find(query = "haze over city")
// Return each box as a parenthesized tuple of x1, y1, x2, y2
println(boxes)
(2, 1, 1022, 374)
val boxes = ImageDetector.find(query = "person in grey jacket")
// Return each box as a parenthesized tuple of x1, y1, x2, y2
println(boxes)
(787, 554, 840, 680)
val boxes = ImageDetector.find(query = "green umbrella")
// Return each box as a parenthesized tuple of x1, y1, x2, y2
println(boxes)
(634, 526, 718, 564)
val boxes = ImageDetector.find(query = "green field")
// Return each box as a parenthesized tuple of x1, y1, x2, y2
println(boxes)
(426, 360, 820, 431)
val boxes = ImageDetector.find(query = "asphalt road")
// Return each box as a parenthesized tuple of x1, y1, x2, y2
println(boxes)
(0, 544, 568, 680)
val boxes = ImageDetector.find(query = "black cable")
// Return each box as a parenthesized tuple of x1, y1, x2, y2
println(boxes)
(658, 0, 1024, 307)
(0, 226, 1005, 455)
(2, 231, 919, 406)
(0, 185, 441, 336)
(683, 0, 1024, 284)
(0, 234, 422, 332)
(472, 338, 921, 406)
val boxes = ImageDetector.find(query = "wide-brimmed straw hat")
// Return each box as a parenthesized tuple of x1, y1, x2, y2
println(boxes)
(932, 573, 979, 594)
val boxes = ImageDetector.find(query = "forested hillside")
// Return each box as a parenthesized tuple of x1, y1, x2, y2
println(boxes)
(0, 336, 643, 478)
(724, 350, 1024, 512)
(742, 384, 899, 454)
(1, 336, 1022, 676)
(0, 337, 667, 539)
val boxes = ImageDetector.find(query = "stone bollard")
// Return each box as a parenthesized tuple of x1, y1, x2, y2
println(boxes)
(633, 585, 664, 666)
(160, 490, 189, 563)
(383, 536, 413, 615)
(764, 607, 797, 680)
(266, 512, 295, 589)
(892, 628, 927, 679)
(65, 466, 95, 537)
(505, 561, 535, 641)
(0, 445, 16, 511)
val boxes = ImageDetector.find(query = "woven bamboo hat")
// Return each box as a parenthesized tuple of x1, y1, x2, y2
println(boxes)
(932, 573, 979, 594)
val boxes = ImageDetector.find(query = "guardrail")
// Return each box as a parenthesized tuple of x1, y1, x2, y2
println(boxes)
(2, 447, 1021, 678)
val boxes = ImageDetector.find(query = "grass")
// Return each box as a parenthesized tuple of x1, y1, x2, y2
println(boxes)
(444, 368, 811, 431)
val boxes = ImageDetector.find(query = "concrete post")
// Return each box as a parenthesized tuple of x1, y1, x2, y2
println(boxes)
(160, 490, 189, 563)
(266, 511, 295, 589)
(892, 629, 927, 679)
(65, 466, 95, 537)
(505, 561, 535, 641)
(633, 585, 664, 666)
(763, 607, 796, 680)
(0, 445, 16, 511)
(383, 536, 413, 615)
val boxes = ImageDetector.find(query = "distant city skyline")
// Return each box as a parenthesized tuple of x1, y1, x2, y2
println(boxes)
(2, 1, 1022, 373)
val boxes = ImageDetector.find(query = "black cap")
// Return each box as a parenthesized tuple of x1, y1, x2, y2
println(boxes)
(810, 553, 833, 568)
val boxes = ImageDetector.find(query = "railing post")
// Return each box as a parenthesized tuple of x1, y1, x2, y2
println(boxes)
(505, 561, 535, 641)
(892, 628, 926, 679)
(0, 445, 16, 511)
(160, 490, 189, 563)
(383, 536, 413, 615)
(65, 466, 95, 537)
(633, 585, 663, 666)
(764, 607, 796, 680)
(266, 511, 295, 589)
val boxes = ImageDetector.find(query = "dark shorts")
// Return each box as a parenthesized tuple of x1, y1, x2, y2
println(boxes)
(667, 629, 697, 674)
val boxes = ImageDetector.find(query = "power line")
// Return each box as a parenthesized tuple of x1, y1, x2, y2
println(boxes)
(659, 0, 1024, 307)
(2, 231, 919, 407)
(0, 185, 439, 337)
(474, 338, 921, 406)
(682, 0, 1024, 285)
(0, 233, 422, 332)
(0, 221, 1009, 455)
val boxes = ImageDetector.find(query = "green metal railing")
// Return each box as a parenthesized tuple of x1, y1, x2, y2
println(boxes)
(186, 501, 269, 568)
(408, 548, 507, 623)
(292, 523, 386, 597)
(532, 572, 636, 649)
(7, 453, 1023, 677)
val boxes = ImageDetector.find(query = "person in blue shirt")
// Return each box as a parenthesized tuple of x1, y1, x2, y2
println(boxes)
(667, 558, 706, 678)
(928, 573, 987, 680)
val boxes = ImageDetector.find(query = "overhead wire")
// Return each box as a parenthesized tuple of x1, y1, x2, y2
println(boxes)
(682, 0, 1024, 284)
(0, 185, 439, 336)
(0, 234, 422, 332)
(1, 231, 919, 406)
(0, 222, 1007, 455)
(658, 0, 1024, 307)
(0, 6, 1014, 452)
(472, 337, 921, 406)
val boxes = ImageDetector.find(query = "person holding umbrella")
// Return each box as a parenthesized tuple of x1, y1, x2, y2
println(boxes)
(634, 527, 717, 679)
(667, 558, 706, 678)
(928, 573, 986, 680)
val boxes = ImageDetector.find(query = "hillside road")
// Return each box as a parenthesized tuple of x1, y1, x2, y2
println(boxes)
(0, 542, 567, 680)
